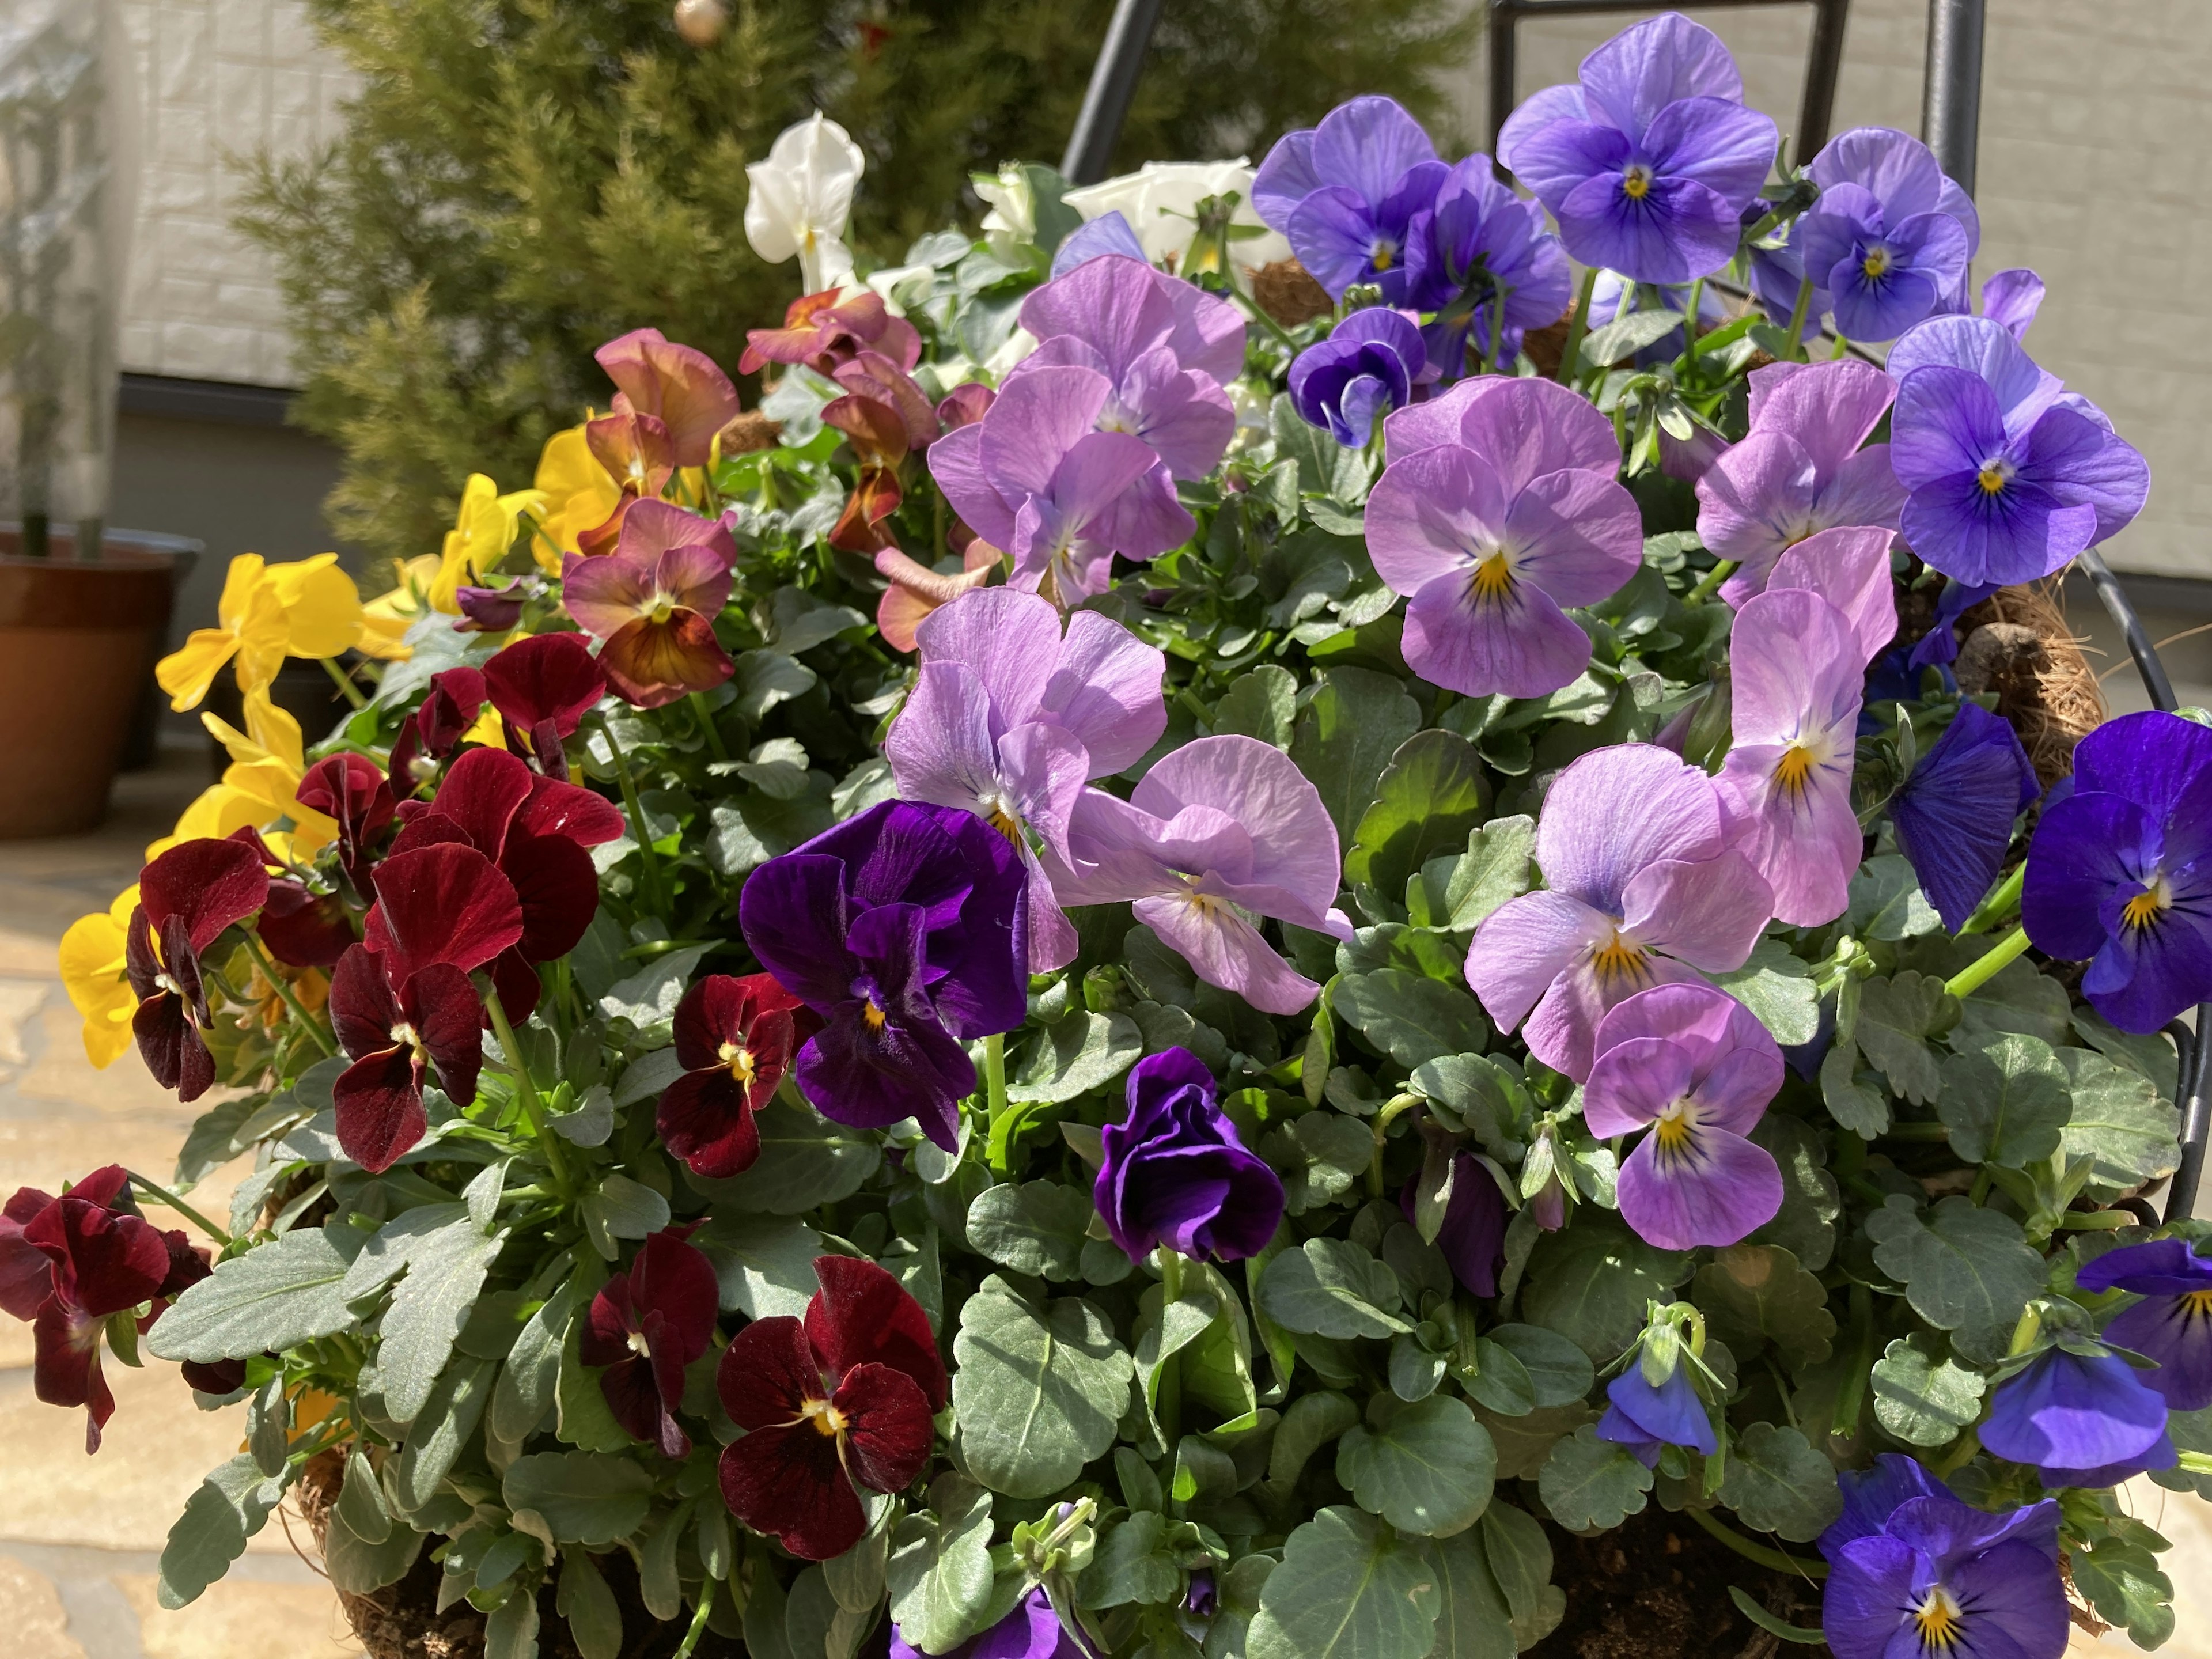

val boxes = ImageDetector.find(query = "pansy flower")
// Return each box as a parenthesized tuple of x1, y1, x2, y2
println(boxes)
(126, 838, 271, 1101)
(1596, 1362, 1716, 1467)
(328, 943, 486, 1172)
(1822, 1484, 2067, 1659)
(1583, 982, 1785, 1251)
(2075, 1238, 2212, 1411)
(562, 500, 738, 709)
(1253, 95, 1445, 305)
(717, 1255, 948, 1561)
(1889, 702, 2040, 934)
(1400, 1151, 1508, 1297)
(594, 328, 741, 468)
(1800, 127, 1978, 343)
(659, 974, 815, 1179)
(1095, 1048, 1285, 1264)
(823, 350, 942, 554)
(892, 1587, 1082, 1659)
(297, 752, 399, 895)
(1412, 155, 1572, 377)
(1982, 1345, 2176, 1489)
(580, 1228, 721, 1459)
(481, 631, 608, 775)
(1289, 309, 1427, 447)
(387, 665, 490, 796)
(585, 408, 676, 504)
(740, 287, 921, 380)
(59, 886, 143, 1069)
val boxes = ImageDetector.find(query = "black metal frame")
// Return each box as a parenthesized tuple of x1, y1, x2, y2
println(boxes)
(1060, 0, 1166, 185)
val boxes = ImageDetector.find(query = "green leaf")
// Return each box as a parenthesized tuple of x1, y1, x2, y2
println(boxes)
(1845, 855, 1944, 942)
(1408, 1053, 1528, 1161)
(1482, 1324, 1593, 1408)
(489, 1277, 580, 1445)
(1264, 1111, 1375, 1217)
(1691, 1245, 1836, 1368)
(1870, 1333, 1986, 1446)
(1206, 1555, 1278, 1659)
(324, 1502, 423, 1597)
(888, 1475, 994, 1655)
(158, 1455, 290, 1608)
(1537, 1426, 1651, 1531)
(502, 1452, 653, 1545)
(147, 1224, 365, 1363)
(694, 1212, 825, 1317)
(1938, 1034, 2070, 1167)
(1289, 667, 1423, 843)
(559, 1549, 624, 1659)
(2071, 1009, 2179, 1099)
(1853, 973, 1957, 1105)
(692, 1097, 880, 1213)
(1479, 1503, 1564, 1649)
(1257, 1238, 1409, 1340)
(1428, 816, 1535, 932)
(1344, 730, 1491, 905)
(965, 1181, 1092, 1282)
(556, 1299, 634, 1453)
(1336, 1395, 1496, 1537)
(1580, 308, 1685, 369)
(1710, 938, 1820, 1048)
(393, 1356, 495, 1509)
(1268, 1391, 1362, 1487)
(484, 1593, 540, 1659)
(380, 1216, 506, 1424)
(1866, 1195, 2045, 1365)
(1418, 1530, 1515, 1659)
(1749, 1117, 1842, 1273)
(1213, 665, 1298, 749)
(1006, 1010, 1142, 1104)
(1081, 1511, 1183, 1608)
(2057, 1047, 2181, 1202)
(952, 1277, 1133, 1498)
(1718, 1423, 1843, 1541)
(1520, 1215, 1691, 1361)
(597, 944, 711, 1031)
(1247, 1506, 1441, 1659)
(1949, 958, 2073, 1049)
(2070, 1537, 2175, 1649)
(1270, 395, 1377, 506)
(1335, 971, 1488, 1070)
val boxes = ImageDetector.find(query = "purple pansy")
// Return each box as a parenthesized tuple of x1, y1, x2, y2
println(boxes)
(1819, 1453, 1950, 1561)
(1799, 127, 1979, 343)
(1414, 156, 1573, 376)
(1888, 315, 2150, 587)
(1890, 702, 2040, 934)
(1983, 1344, 2177, 1490)
(2076, 1238, 2212, 1411)
(2022, 710, 2212, 1034)
(1289, 308, 1427, 447)
(1583, 982, 1785, 1251)
(1981, 267, 2046, 341)
(1365, 377, 1641, 699)
(1497, 13, 1777, 283)
(1400, 1152, 1508, 1297)
(1823, 1486, 2068, 1659)
(1051, 210, 1150, 277)
(1763, 523, 1899, 668)
(1055, 734, 1353, 1016)
(892, 1589, 1084, 1659)
(1465, 743, 1774, 1081)
(885, 588, 1166, 972)
(737, 800, 1028, 1150)
(1253, 96, 1445, 304)
(1694, 359, 1907, 605)
(1095, 1048, 1285, 1264)
(1596, 1363, 1716, 1468)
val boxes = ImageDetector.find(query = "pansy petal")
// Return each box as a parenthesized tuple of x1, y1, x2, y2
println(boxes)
(807, 1253, 949, 1410)
(1403, 569, 1594, 700)
(1135, 892, 1321, 1016)
(1618, 1123, 1783, 1249)
(1465, 891, 1613, 1035)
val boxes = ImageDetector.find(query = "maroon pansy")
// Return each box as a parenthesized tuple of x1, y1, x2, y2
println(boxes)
(297, 753, 398, 894)
(361, 840, 525, 983)
(717, 1256, 946, 1561)
(579, 1228, 721, 1458)
(482, 633, 608, 776)
(388, 666, 488, 797)
(328, 945, 485, 1172)
(659, 974, 815, 1179)
(145, 1231, 247, 1395)
(257, 878, 355, 969)
(126, 838, 270, 1101)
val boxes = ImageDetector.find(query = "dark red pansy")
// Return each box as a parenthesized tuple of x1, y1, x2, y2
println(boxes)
(659, 974, 815, 1179)
(298, 753, 398, 892)
(579, 1229, 721, 1458)
(328, 944, 484, 1172)
(483, 632, 607, 775)
(258, 878, 355, 969)
(126, 839, 270, 1101)
(716, 1256, 945, 1561)
(362, 841, 524, 984)
(145, 1231, 247, 1394)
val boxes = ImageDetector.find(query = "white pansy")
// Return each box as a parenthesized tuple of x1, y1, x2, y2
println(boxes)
(1060, 160, 1293, 289)
(744, 113, 865, 294)
(972, 164, 1036, 265)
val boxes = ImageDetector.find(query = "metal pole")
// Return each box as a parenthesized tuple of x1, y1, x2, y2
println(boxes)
(2079, 550, 2179, 714)
(1060, 0, 1165, 185)
(1795, 0, 1851, 164)
(1922, 0, 1985, 193)
(1488, 0, 1522, 165)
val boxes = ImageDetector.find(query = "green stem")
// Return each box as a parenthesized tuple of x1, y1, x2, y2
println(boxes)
(688, 692, 730, 762)
(980, 1033, 1015, 1172)
(1881, 1123, 1950, 1142)
(1944, 925, 2032, 1001)
(1368, 1093, 1423, 1196)
(2008, 1304, 2043, 1357)
(596, 714, 666, 918)
(1683, 1506, 1828, 1580)
(1830, 1283, 1873, 1436)
(241, 935, 336, 1056)
(128, 1172, 233, 1247)
(1680, 278, 1705, 362)
(1960, 865, 2025, 935)
(2056, 1209, 2136, 1230)
(317, 655, 367, 710)
(2177, 1450, 2212, 1476)
(1968, 1167, 1993, 1206)
(1783, 276, 1815, 363)
(1156, 1248, 1185, 1444)
(483, 988, 574, 1200)
(1557, 266, 1598, 385)
(1685, 559, 1740, 604)
(672, 1580, 716, 1659)
(1931, 1427, 1980, 1477)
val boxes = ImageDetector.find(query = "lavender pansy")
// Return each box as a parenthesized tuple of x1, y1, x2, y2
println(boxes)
(1289, 309, 1426, 447)
(1095, 1048, 1285, 1264)
(1498, 13, 1777, 283)
(2022, 710, 2212, 1033)
(1800, 127, 1979, 342)
(1596, 1363, 1715, 1467)
(1415, 156, 1573, 376)
(1465, 743, 1774, 1080)
(1055, 734, 1352, 1016)
(1254, 96, 1444, 304)
(738, 801, 1028, 1150)
(1050, 210, 1149, 277)
(2075, 1238, 2212, 1411)
(1888, 315, 2149, 586)
(1982, 1345, 2177, 1489)
(1890, 702, 2040, 933)
(1982, 267, 2046, 341)
(1583, 982, 1785, 1250)
(1823, 1488, 2068, 1659)
(885, 588, 1166, 971)
(1763, 524, 1899, 667)
(1381, 370, 1620, 469)
(1364, 377, 1641, 699)
(1694, 359, 1907, 604)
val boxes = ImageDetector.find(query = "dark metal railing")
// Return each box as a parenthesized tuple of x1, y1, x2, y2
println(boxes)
(1060, 0, 1166, 185)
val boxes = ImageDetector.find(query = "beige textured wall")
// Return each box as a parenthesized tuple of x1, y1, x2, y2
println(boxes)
(1448, 0, 2212, 581)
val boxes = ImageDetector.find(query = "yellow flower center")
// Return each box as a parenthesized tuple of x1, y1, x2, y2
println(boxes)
(1976, 466, 2008, 495)
(648, 596, 677, 624)
(1622, 164, 1653, 200)
(1861, 246, 1890, 279)
(802, 1396, 848, 1438)
(1651, 1099, 1698, 1158)
(1773, 744, 1819, 800)
(862, 999, 887, 1031)
(1471, 552, 1515, 602)
(2183, 1290, 2212, 1320)
(1371, 243, 1395, 272)
(719, 1041, 757, 1086)
(1590, 933, 1652, 987)
(1911, 1584, 1964, 1652)
(2122, 877, 2171, 931)
(390, 1020, 422, 1053)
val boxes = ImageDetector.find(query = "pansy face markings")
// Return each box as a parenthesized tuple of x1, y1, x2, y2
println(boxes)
(1620, 162, 1654, 201)
(1910, 1583, 1963, 1653)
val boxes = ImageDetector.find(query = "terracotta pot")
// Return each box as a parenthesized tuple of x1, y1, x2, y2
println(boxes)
(0, 529, 179, 838)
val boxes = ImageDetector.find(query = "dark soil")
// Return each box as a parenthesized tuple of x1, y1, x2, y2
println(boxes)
(1529, 1505, 1832, 1659)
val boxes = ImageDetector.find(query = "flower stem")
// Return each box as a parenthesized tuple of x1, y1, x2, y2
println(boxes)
(483, 987, 573, 1201)
(672, 1580, 716, 1659)
(1960, 863, 2025, 935)
(1683, 1505, 1828, 1580)
(688, 691, 730, 762)
(1156, 1248, 1185, 1444)
(1944, 925, 2032, 1001)
(1557, 266, 1598, 385)
(1685, 560, 1739, 604)
(317, 655, 367, 709)
(595, 714, 666, 919)
(1368, 1093, 1423, 1196)
(1784, 276, 1815, 362)
(128, 1171, 233, 1247)
(1680, 278, 1705, 362)
(241, 935, 336, 1056)
(980, 1033, 1014, 1172)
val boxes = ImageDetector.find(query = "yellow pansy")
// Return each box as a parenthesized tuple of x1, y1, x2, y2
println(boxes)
(534, 426, 622, 562)
(431, 474, 549, 615)
(58, 885, 141, 1069)
(156, 553, 366, 710)
(356, 554, 442, 661)
(149, 692, 338, 862)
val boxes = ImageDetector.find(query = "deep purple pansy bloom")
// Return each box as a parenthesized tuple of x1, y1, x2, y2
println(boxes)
(1466, 743, 1773, 1081)
(1414, 156, 1573, 377)
(1498, 13, 1777, 283)
(1596, 1363, 1715, 1467)
(892, 1588, 1083, 1659)
(2022, 710, 2212, 1034)
(1400, 1152, 1508, 1297)
(1888, 315, 2149, 587)
(1823, 1488, 2068, 1659)
(578, 1228, 720, 1459)
(2075, 1238, 2212, 1411)
(1584, 982, 1785, 1251)
(1983, 1344, 2177, 1489)
(1365, 377, 1641, 699)
(738, 800, 1029, 1150)
(1890, 702, 2040, 934)
(1253, 96, 1445, 305)
(1819, 1453, 1950, 1562)
(1799, 127, 1979, 343)
(1289, 308, 1426, 447)
(1095, 1048, 1285, 1264)
(886, 587, 1166, 972)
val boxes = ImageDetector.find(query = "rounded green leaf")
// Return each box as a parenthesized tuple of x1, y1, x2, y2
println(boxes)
(1717, 1423, 1844, 1541)
(1336, 1395, 1497, 1537)
(1536, 1426, 1650, 1532)
(952, 1277, 1132, 1498)
(1247, 1506, 1441, 1659)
